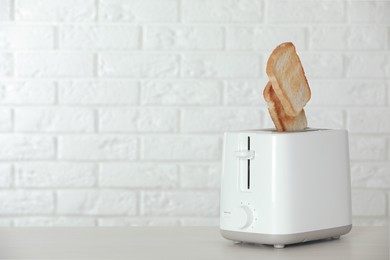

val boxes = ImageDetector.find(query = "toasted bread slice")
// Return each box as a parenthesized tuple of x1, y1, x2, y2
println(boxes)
(266, 42, 311, 117)
(264, 82, 307, 132)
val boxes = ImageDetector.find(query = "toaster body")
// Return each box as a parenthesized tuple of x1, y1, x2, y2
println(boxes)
(220, 129, 352, 248)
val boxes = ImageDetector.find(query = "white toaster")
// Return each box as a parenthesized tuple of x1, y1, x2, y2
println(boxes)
(220, 128, 352, 248)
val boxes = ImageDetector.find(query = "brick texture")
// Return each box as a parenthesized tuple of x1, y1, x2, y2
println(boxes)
(305, 108, 344, 129)
(57, 190, 137, 215)
(141, 80, 221, 105)
(59, 135, 138, 160)
(0, 53, 12, 76)
(346, 54, 390, 78)
(141, 135, 221, 160)
(349, 136, 387, 161)
(352, 190, 387, 216)
(309, 26, 387, 50)
(141, 191, 219, 216)
(15, 0, 96, 22)
(0, 135, 55, 159)
(180, 163, 221, 189)
(15, 107, 95, 133)
(99, 0, 177, 22)
(226, 26, 305, 50)
(0, 81, 55, 104)
(181, 54, 261, 78)
(0, 0, 10, 21)
(144, 26, 223, 50)
(99, 108, 178, 132)
(0, 26, 54, 49)
(99, 53, 179, 78)
(99, 163, 178, 188)
(59, 81, 138, 105)
(16, 53, 94, 77)
(268, 1, 344, 23)
(0, 191, 54, 214)
(0, 0, 387, 227)
(348, 1, 390, 23)
(0, 109, 12, 132)
(351, 163, 390, 189)
(59, 26, 139, 50)
(0, 164, 12, 187)
(309, 80, 387, 106)
(180, 108, 262, 132)
(182, 0, 263, 23)
(15, 163, 97, 187)
(14, 217, 96, 227)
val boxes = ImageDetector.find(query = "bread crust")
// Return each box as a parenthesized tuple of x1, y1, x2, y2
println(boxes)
(264, 82, 307, 132)
(266, 42, 311, 117)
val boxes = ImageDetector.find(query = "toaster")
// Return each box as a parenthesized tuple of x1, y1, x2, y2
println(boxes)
(220, 128, 352, 248)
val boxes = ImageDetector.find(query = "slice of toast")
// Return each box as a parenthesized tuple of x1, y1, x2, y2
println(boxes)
(264, 82, 307, 132)
(266, 42, 311, 117)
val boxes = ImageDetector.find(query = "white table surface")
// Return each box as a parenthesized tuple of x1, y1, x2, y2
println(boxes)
(0, 226, 387, 259)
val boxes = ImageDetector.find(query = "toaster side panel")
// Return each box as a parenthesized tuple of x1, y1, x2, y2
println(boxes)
(269, 129, 352, 234)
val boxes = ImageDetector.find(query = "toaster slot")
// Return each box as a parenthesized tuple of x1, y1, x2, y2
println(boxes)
(236, 135, 253, 192)
(247, 136, 251, 189)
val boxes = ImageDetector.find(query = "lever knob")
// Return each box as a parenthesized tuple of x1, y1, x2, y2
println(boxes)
(235, 150, 255, 160)
(232, 206, 254, 229)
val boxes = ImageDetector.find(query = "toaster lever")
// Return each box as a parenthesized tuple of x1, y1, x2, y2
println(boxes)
(235, 150, 255, 160)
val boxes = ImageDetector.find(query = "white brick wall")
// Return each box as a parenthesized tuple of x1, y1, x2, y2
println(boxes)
(59, 80, 138, 105)
(15, 162, 97, 187)
(15, 107, 95, 132)
(181, 54, 261, 78)
(57, 190, 137, 215)
(99, 108, 178, 132)
(59, 25, 140, 50)
(0, 53, 12, 76)
(99, 0, 178, 22)
(270, 1, 345, 23)
(0, 25, 54, 49)
(141, 80, 221, 105)
(144, 26, 224, 50)
(0, 81, 55, 104)
(141, 191, 219, 216)
(17, 53, 94, 77)
(181, 0, 262, 22)
(99, 163, 178, 188)
(15, 0, 96, 22)
(99, 53, 179, 77)
(0, 0, 388, 227)
(59, 135, 138, 160)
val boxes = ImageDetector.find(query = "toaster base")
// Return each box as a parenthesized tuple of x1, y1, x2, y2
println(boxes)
(220, 224, 352, 248)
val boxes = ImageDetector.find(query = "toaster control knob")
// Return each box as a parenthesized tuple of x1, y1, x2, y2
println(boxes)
(232, 206, 253, 229)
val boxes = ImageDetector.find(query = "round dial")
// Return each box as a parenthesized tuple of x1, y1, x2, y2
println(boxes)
(232, 206, 254, 229)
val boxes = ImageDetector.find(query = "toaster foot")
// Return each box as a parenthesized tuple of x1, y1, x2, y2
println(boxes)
(273, 244, 285, 249)
(331, 236, 340, 240)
